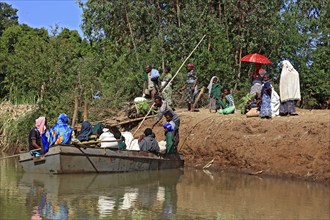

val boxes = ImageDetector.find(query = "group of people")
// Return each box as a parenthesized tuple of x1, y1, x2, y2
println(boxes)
(28, 95, 180, 156)
(29, 60, 300, 156)
(207, 76, 236, 114)
(29, 113, 73, 156)
(206, 60, 300, 119)
(143, 63, 198, 112)
(244, 60, 300, 118)
(137, 95, 180, 154)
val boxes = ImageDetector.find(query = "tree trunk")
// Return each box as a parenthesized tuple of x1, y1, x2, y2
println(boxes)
(83, 100, 88, 121)
(72, 96, 79, 128)
(234, 47, 243, 92)
(176, 0, 181, 27)
(124, 4, 139, 65)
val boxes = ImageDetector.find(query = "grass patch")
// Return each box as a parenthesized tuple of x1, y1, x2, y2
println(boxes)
(0, 101, 36, 153)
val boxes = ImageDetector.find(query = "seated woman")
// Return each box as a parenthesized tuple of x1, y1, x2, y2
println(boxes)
(42, 113, 73, 153)
(28, 117, 47, 156)
(113, 132, 127, 150)
(218, 89, 235, 115)
(77, 121, 93, 142)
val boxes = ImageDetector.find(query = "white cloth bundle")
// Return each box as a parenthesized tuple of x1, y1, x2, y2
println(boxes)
(271, 88, 280, 117)
(158, 140, 166, 154)
(99, 131, 118, 148)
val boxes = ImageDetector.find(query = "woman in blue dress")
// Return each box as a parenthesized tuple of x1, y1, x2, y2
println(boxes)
(259, 74, 272, 119)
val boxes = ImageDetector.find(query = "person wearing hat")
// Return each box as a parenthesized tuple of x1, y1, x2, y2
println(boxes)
(163, 123, 176, 154)
(186, 63, 198, 111)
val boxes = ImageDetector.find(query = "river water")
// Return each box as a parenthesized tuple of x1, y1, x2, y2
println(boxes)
(0, 157, 329, 220)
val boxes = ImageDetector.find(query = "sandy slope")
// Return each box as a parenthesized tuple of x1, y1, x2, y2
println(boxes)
(138, 108, 330, 183)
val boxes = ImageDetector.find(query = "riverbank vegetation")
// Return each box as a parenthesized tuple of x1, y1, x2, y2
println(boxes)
(0, 1, 329, 150)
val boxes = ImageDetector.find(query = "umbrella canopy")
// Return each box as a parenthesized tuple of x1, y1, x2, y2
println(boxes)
(241, 53, 272, 64)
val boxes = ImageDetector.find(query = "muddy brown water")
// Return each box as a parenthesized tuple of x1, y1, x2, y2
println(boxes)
(0, 156, 329, 220)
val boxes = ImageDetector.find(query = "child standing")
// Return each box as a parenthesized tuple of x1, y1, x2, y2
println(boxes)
(207, 76, 222, 112)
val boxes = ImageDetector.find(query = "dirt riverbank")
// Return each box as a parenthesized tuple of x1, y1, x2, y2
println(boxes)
(136, 108, 330, 183)
(1, 101, 329, 183)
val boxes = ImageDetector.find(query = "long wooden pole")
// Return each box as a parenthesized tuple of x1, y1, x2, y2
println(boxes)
(161, 35, 206, 93)
(0, 148, 41, 160)
(133, 35, 206, 136)
(133, 103, 155, 136)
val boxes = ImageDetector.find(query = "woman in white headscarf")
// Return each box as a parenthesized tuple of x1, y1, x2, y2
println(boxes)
(279, 60, 301, 116)
(207, 76, 222, 112)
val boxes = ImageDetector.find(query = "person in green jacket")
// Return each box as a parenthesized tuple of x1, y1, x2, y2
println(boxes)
(218, 88, 236, 114)
(163, 123, 176, 154)
(114, 132, 127, 150)
(207, 76, 222, 112)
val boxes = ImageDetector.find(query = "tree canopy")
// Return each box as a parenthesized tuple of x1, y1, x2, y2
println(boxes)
(0, 0, 329, 117)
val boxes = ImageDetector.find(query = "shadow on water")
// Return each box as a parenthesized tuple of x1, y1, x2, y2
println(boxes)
(1, 156, 330, 220)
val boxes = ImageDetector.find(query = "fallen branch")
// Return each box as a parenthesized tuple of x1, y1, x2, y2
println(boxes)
(193, 86, 205, 109)
(248, 170, 263, 175)
(203, 158, 214, 169)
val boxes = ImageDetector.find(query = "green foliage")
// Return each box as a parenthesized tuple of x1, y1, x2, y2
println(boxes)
(238, 93, 255, 114)
(0, 0, 329, 148)
(0, 2, 18, 36)
(135, 100, 151, 115)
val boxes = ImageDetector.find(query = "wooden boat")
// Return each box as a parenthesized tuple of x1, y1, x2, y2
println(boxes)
(19, 145, 184, 174)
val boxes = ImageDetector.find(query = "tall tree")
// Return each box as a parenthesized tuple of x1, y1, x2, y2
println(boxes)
(0, 2, 18, 36)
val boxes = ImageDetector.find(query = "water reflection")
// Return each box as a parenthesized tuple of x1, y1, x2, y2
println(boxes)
(18, 169, 183, 219)
(176, 169, 330, 219)
(1, 157, 329, 220)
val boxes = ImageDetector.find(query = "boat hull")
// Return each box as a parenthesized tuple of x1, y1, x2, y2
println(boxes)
(19, 145, 184, 174)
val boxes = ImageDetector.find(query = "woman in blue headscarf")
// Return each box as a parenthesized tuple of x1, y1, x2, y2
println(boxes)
(42, 113, 73, 152)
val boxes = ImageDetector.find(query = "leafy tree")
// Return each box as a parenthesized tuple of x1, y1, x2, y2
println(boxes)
(0, 2, 18, 36)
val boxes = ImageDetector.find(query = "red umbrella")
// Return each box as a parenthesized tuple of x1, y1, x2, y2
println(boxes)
(240, 53, 272, 64)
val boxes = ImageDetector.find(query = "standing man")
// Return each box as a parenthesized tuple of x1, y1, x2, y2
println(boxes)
(143, 64, 160, 99)
(161, 66, 173, 108)
(186, 63, 198, 111)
